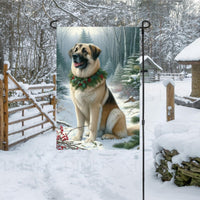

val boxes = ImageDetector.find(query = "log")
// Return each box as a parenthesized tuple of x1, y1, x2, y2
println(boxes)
(155, 148, 200, 187)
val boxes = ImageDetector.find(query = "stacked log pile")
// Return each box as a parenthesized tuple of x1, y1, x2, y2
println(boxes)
(155, 148, 200, 187)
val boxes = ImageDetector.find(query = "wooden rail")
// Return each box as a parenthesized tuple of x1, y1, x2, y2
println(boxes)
(0, 64, 56, 150)
(9, 126, 53, 147)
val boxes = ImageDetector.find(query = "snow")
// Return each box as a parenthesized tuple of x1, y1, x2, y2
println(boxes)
(145, 79, 200, 199)
(153, 121, 200, 163)
(153, 79, 200, 164)
(175, 37, 200, 61)
(163, 79, 175, 87)
(1, 79, 200, 199)
(138, 55, 163, 70)
(0, 132, 141, 200)
(0, 74, 3, 80)
(4, 60, 10, 69)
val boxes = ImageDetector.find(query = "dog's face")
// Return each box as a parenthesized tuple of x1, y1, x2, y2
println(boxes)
(69, 43, 101, 78)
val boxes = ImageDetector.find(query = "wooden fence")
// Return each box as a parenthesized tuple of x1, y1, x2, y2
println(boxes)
(159, 73, 184, 81)
(0, 64, 56, 150)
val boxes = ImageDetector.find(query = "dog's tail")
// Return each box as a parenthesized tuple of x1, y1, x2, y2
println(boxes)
(127, 124, 140, 136)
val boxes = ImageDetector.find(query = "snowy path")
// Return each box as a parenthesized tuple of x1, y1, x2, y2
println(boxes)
(0, 132, 141, 200)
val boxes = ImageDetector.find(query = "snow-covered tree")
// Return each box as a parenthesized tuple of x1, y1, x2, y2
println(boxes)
(103, 58, 115, 77)
(112, 63, 123, 83)
(121, 55, 140, 97)
(78, 29, 93, 43)
(1, 0, 200, 83)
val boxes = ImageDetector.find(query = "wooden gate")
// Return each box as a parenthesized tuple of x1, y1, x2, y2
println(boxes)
(0, 64, 56, 150)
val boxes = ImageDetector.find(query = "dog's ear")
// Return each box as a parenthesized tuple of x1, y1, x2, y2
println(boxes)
(68, 48, 73, 58)
(68, 44, 77, 58)
(89, 44, 101, 60)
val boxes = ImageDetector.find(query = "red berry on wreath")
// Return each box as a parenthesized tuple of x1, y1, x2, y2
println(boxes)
(100, 74, 104, 79)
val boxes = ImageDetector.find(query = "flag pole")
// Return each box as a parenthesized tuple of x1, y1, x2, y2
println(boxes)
(140, 20, 151, 200)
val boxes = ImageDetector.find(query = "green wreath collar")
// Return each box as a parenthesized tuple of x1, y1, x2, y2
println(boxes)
(69, 68, 107, 91)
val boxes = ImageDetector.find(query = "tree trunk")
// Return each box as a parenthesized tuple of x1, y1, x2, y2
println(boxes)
(123, 27, 127, 66)
(191, 64, 200, 97)
(0, 38, 4, 74)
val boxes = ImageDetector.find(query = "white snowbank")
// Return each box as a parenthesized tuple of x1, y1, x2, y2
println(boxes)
(175, 38, 200, 61)
(153, 121, 200, 164)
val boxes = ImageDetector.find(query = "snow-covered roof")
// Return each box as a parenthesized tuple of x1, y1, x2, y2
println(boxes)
(138, 55, 163, 70)
(175, 38, 200, 62)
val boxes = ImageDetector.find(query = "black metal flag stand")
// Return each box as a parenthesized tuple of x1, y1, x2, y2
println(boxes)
(140, 20, 151, 200)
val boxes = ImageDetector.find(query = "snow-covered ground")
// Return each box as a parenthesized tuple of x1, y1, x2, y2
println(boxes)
(145, 78, 200, 200)
(0, 78, 200, 200)
(0, 132, 141, 200)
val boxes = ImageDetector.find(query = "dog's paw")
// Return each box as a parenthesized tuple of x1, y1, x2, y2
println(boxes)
(85, 137, 95, 143)
(85, 131, 90, 137)
(102, 133, 118, 140)
(72, 135, 82, 141)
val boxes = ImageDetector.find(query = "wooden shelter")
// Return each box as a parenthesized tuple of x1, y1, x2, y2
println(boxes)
(138, 55, 163, 82)
(175, 38, 200, 97)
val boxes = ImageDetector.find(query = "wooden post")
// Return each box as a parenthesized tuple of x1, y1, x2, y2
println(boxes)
(166, 82, 175, 121)
(3, 64, 9, 150)
(41, 87, 44, 131)
(0, 78, 4, 150)
(53, 74, 56, 130)
(22, 101, 24, 136)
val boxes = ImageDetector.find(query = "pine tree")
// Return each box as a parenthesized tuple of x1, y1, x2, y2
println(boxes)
(113, 130, 139, 149)
(112, 63, 123, 83)
(121, 55, 140, 97)
(78, 29, 93, 43)
(103, 58, 115, 77)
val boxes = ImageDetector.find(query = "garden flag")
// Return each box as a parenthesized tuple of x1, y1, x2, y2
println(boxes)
(56, 27, 140, 150)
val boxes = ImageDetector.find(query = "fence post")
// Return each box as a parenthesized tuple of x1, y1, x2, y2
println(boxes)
(166, 82, 175, 121)
(0, 78, 4, 150)
(53, 74, 56, 130)
(3, 64, 9, 150)
(41, 87, 44, 131)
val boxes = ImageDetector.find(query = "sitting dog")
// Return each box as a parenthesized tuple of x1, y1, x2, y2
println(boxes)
(68, 43, 139, 143)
